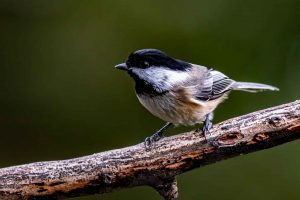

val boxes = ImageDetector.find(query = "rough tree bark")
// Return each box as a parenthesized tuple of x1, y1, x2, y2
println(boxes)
(1, 100, 300, 200)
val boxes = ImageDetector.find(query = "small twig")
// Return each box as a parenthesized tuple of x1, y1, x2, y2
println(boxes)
(0, 100, 300, 200)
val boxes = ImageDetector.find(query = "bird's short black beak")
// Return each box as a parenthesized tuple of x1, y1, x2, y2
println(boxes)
(115, 63, 128, 71)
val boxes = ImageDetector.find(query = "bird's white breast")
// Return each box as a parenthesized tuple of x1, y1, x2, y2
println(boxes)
(137, 90, 227, 126)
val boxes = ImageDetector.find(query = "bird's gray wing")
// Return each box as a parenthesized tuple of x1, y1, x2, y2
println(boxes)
(196, 69, 235, 100)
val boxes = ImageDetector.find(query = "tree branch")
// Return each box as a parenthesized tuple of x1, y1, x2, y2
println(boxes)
(1, 100, 300, 200)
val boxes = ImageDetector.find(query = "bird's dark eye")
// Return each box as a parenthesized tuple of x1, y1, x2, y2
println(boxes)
(144, 61, 149, 67)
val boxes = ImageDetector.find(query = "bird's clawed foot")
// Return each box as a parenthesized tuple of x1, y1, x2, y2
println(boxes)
(202, 113, 219, 147)
(202, 119, 212, 135)
(202, 113, 213, 139)
(144, 132, 163, 148)
(144, 122, 173, 149)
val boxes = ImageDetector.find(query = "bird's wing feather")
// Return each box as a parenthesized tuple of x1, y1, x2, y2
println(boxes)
(196, 69, 235, 100)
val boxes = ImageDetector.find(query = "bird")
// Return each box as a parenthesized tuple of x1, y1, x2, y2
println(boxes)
(115, 49, 279, 147)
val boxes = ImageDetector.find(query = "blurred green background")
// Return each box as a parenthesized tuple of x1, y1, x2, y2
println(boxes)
(1, 0, 300, 199)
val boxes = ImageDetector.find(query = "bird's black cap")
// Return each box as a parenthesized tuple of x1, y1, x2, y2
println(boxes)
(116, 49, 191, 71)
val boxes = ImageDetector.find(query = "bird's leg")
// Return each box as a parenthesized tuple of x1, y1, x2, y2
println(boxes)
(144, 122, 173, 148)
(202, 112, 213, 141)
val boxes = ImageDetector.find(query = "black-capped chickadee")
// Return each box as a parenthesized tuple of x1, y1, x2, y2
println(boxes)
(115, 49, 279, 147)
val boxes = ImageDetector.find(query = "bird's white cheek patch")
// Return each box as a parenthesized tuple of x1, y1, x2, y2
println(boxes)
(132, 67, 190, 90)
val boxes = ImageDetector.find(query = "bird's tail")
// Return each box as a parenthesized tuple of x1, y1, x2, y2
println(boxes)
(231, 81, 279, 93)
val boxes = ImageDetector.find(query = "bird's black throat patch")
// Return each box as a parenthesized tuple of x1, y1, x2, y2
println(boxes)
(129, 71, 168, 97)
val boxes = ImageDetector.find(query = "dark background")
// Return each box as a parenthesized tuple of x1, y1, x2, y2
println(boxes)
(1, 1, 300, 199)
